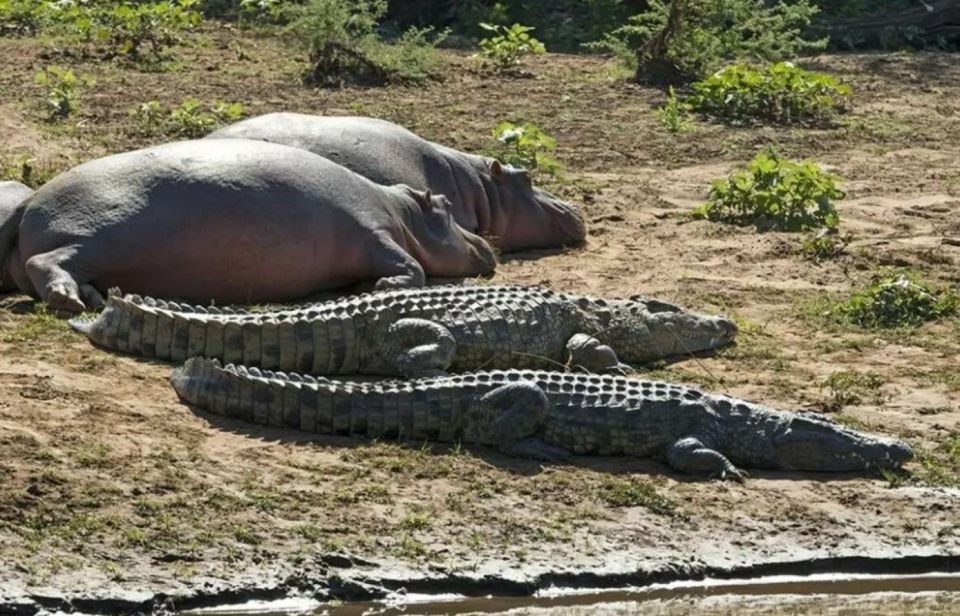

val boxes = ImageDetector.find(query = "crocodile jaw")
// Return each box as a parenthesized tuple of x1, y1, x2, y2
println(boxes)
(768, 414, 913, 471)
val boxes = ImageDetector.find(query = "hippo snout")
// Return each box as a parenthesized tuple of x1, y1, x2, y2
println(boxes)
(542, 193, 586, 244)
(464, 230, 499, 274)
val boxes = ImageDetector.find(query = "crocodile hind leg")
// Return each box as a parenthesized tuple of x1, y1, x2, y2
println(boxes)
(477, 382, 572, 462)
(24, 246, 105, 313)
(386, 318, 457, 378)
(565, 333, 631, 375)
(667, 436, 748, 482)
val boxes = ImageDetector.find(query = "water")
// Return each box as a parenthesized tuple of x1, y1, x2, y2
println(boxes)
(180, 572, 960, 615)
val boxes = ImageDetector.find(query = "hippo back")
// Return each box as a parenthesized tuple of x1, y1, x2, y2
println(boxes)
(206, 113, 481, 231)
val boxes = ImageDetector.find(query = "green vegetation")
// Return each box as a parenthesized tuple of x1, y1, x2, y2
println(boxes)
(693, 150, 844, 231)
(917, 435, 960, 488)
(800, 231, 847, 262)
(131, 98, 244, 138)
(2, 304, 74, 343)
(655, 86, 693, 133)
(689, 62, 851, 125)
(829, 271, 959, 329)
(821, 370, 885, 410)
(287, 0, 446, 87)
(478, 22, 546, 74)
(489, 121, 562, 175)
(34, 66, 95, 121)
(591, 0, 826, 82)
(1, 155, 61, 188)
(597, 477, 677, 516)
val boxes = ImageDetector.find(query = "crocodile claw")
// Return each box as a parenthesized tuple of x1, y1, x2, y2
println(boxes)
(715, 466, 749, 483)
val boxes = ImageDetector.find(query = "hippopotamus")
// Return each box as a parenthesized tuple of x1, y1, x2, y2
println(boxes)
(3, 140, 497, 313)
(0, 181, 33, 295)
(206, 113, 586, 251)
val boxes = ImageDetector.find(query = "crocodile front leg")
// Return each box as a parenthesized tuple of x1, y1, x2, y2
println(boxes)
(667, 436, 748, 482)
(565, 333, 631, 375)
(386, 318, 457, 378)
(476, 382, 572, 462)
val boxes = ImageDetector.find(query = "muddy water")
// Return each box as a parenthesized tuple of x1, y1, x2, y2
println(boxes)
(183, 573, 960, 615)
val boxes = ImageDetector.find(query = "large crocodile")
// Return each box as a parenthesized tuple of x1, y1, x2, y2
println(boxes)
(172, 358, 913, 478)
(71, 285, 738, 376)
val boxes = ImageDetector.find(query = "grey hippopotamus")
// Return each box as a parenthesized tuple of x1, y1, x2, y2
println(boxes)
(0, 181, 34, 295)
(206, 113, 586, 251)
(4, 140, 497, 312)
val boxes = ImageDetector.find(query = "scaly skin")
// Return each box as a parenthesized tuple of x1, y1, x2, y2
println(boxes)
(171, 358, 914, 478)
(71, 285, 739, 377)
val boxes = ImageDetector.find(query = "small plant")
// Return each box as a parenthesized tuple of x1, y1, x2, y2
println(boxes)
(590, 0, 827, 82)
(801, 230, 847, 262)
(1, 155, 61, 188)
(821, 370, 885, 411)
(131, 98, 244, 138)
(654, 86, 692, 133)
(478, 22, 546, 73)
(34, 65, 95, 121)
(0, 0, 51, 35)
(490, 121, 562, 175)
(597, 477, 676, 516)
(693, 150, 844, 231)
(689, 62, 852, 125)
(829, 271, 959, 329)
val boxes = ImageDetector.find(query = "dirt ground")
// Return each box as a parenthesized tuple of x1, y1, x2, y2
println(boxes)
(0, 27, 959, 606)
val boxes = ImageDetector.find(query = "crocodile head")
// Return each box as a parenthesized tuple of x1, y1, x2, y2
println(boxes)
(587, 295, 738, 363)
(714, 399, 913, 472)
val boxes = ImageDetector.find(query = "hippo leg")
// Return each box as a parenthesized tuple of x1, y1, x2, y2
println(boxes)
(24, 246, 104, 313)
(565, 333, 630, 375)
(369, 233, 427, 290)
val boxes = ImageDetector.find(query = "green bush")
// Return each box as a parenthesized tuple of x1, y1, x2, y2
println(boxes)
(477, 22, 545, 73)
(34, 65, 95, 121)
(0, 0, 51, 35)
(591, 0, 826, 82)
(800, 231, 846, 262)
(287, 0, 446, 86)
(689, 62, 851, 125)
(490, 121, 562, 175)
(131, 98, 244, 137)
(693, 150, 844, 231)
(830, 271, 959, 329)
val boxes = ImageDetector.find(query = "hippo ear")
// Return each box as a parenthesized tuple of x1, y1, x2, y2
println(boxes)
(489, 160, 505, 183)
(413, 189, 433, 211)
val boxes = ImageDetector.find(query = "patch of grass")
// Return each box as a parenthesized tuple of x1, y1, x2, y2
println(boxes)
(597, 477, 676, 516)
(74, 442, 112, 468)
(333, 482, 392, 505)
(400, 506, 433, 531)
(821, 370, 885, 411)
(294, 523, 323, 541)
(393, 533, 428, 560)
(916, 435, 960, 488)
(800, 231, 847, 263)
(232, 524, 261, 545)
(910, 367, 960, 392)
(2, 304, 73, 343)
(828, 271, 959, 329)
(1, 154, 63, 188)
(692, 149, 844, 232)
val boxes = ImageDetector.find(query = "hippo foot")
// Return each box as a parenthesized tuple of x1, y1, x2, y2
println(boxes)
(44, 282, 87, 314)
(374, 275, 422, 290)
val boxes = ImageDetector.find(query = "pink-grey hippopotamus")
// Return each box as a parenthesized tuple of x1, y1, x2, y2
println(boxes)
(205, 113, 586, 251)
(0, 140, 497, 313)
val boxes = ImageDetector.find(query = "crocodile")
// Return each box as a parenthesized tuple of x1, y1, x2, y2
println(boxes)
(71, 285, 739, 377)
(171, 358, 914, 478)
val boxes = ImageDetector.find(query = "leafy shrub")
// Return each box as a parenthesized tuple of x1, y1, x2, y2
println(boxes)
(0, 0, 51, 35)
(287, 0, 446, 86)
(34, 65, 95, 120)
(654, 86, 692, 133)
(591, 0, 827, 82)
(93, 0, 202, 64)
(131, 98, 244, 137)
(830, 271, 959, 329)
(477, 22, 545, 73)
(490, 121, 562, 175)
(693, 150, 844, 231)
(689, 62, 851, 125)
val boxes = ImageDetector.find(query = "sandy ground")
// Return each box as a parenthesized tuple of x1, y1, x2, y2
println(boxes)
(0, 29, 958, 607)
